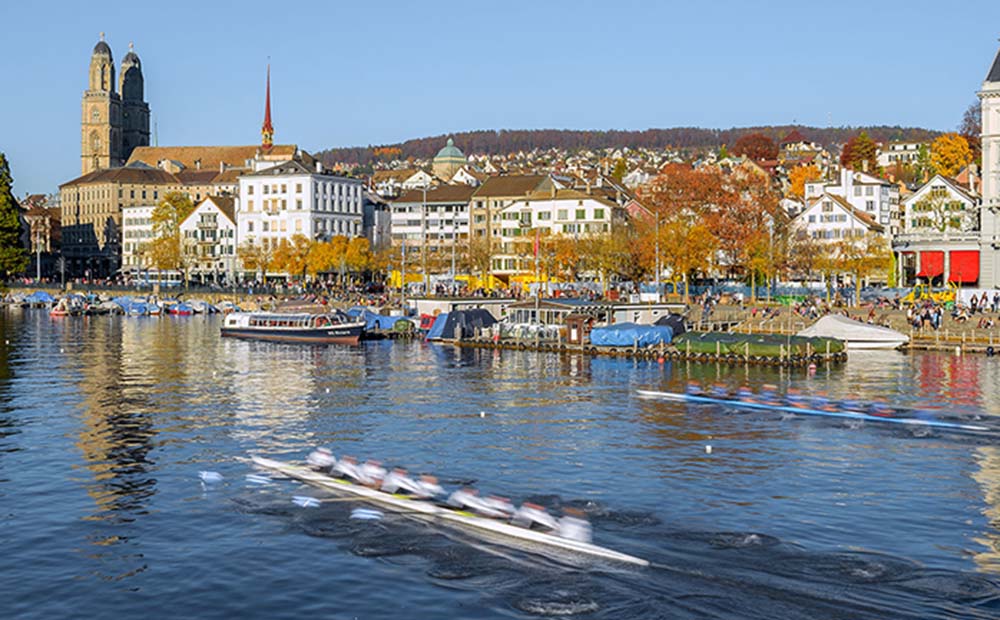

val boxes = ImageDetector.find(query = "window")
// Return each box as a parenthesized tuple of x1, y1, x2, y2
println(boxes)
(866, 200, 874, 211)
(593, 208, 605, 220)
(296, 199, 302, 210)
(263, 185, 269, 194)
(866, 186, 873, 196)
(537, 211, 550, 220)
(576, 209, 585, 220)
(822, 201, 832, 212)
(263, 222, 269, 232)
(247, 185, 254, 195)
(142, 190, 146, 199)
(557, 210, 568, 220)
(296, 183, 302, 193)
(281, 184, 287, 193)
(247, 200, 254, 212)
(295, 220, 302, 232)
(248, 221, 254, 232)
(853, 187, 862, 196)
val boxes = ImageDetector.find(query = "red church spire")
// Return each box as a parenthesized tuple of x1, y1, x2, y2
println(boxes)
(261, 64, 274, 150)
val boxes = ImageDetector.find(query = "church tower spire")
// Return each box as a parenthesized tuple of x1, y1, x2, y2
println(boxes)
(261, 64, 274, 150)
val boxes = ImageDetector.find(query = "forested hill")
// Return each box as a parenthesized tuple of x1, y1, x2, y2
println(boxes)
(315, 125, 941, 167)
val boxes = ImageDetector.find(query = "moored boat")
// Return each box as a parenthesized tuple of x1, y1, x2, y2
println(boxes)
(222, 311, 365, 345)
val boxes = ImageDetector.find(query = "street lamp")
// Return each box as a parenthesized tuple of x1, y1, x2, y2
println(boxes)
(421, 183, 429, 297)
(654, 214, 660, 302)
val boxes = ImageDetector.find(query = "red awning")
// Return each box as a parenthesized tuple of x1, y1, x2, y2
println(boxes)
(949, 250, 979, 284)
(916, 251, 944, 278)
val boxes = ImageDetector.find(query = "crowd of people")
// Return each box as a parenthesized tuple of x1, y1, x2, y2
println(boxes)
(305, 448, 592, 543)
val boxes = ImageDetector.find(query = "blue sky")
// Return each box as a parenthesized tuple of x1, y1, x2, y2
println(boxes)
(3, 0, 1000, 194)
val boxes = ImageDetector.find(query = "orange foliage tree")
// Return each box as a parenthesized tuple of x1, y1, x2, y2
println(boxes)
(788, 164, 822, 199)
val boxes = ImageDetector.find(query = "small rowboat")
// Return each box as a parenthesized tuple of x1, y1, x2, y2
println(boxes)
(636, 390, 993, 433)
(251, 456, 649, 567)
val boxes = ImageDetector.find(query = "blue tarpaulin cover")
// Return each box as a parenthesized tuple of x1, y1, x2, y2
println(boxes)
(589, 323, 673, 347)
(355, 309, 407, 331)
(25, 291, 55, 303)
(425, 313, 449, 340)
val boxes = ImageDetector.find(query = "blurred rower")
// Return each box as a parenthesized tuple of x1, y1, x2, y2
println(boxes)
(709, 384, 730, 399)
(759, 384, 781, 406)
(736, 386, 755, 402)
(333, 455, 362, 481)
(413, 475, 444, 499)
(785, 388, 808, 409)
(482, 495, 515, 517)
(512, 502, 559, 531)
(359, 460, 387, 487)
(558, 507, 593, 543)
(307, 447, 336, 472)
(381, 467, 418, 494)
(447, 487, 509, 518)
(685, 381, 704, 396)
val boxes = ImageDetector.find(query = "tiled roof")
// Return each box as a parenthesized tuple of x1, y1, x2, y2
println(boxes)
(371, 169, 421, 183)
(781, 129, 808, 145)
(60, 167, 179, 188)
(175, 170, 222, 185)
(393, 185, 476, 204)
(126, 144, 299, 170)
(472, 174, 549, 198)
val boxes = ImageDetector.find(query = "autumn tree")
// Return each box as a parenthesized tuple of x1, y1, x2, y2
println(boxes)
(834, 233, 891, 306)
(345, 237, 373, 274)
(788, 164, 823, 199)
(653, 215, 717, 301)
(959, 100, 982, 165)
(732, 133, 778, 161)
(237, 240, 274, 280)
(611, 158, 627, 182)
(272, 234, 315, 279)
(840, 131, 880, 173)
(0, 153, 28, 276)
(148, 192, 195, 275)
(930, 132, 973, 178)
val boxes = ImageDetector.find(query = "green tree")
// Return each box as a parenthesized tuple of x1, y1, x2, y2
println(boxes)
(611, 158, 627, 182)
(0, 153, 29, 276)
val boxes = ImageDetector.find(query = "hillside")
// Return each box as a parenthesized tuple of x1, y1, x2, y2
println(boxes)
(315, 125, 941, 168)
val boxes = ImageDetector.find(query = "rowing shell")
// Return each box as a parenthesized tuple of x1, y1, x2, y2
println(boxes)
(636, 390, 993, 433)
(251, 456, 649, 567)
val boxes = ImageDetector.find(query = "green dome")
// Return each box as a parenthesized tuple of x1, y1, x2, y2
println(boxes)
(434, 137, 464, 161)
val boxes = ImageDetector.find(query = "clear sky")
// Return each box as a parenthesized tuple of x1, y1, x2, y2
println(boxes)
(3, 0, 1000, 195)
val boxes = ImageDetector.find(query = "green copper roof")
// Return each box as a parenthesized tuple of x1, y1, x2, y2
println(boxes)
(435, 137, 464, 161)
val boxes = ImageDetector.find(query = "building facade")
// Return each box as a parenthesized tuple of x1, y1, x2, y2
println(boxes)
(979, 44, 1000, 287)
(804, 168, 900, 235)
(237, 160, 364, 256)
(121, 204, 155, 273)
(389, 185, 474, 254)
(81, 34, 150, 175)
(179, 196, 238, 281)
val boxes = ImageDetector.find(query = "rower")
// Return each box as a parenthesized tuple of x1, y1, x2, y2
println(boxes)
(810, 393, 837, 412)
(306, 447, 336, 472)
(736, 386, 755, 402)
(840, 399, 864, 413)
(333, 455, 363, 482)
(359, 460, 387, 487)
(381, 467, 420, 495)
(482, 495, 515, 517)
(708, 384, 730, 399)
(785, 388, 808, 409)
(412, 474, 444, 499)
(447, 487, 509, 518)
(511, 502, 559, 531)
(685, 381, 704, 396)
(868, 401, 893, 417)
(558, 507, 593, 543)
(759, 384, 780, 406)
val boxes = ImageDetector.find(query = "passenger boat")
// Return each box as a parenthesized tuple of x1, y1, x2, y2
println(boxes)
(251, 456, 649, 566)
(637, 389, 993, 433)
(222, 312, 365, 345)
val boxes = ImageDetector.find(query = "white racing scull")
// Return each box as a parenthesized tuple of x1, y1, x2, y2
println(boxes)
(251, 456, 649, 567)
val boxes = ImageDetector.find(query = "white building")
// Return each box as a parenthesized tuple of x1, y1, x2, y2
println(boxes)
(492, 189, 625, 277)
(795, 193, 883, 243)
(979, 44, 1000, 287)
(878, 141, 926, 169)
(179, 196, 238, 281)
(804, 168, 899, 235)
(389, 185, 474, 254)
(121, 204, 155, 272)
(238, 160, 364, 256)
(369, 169, 434, 198)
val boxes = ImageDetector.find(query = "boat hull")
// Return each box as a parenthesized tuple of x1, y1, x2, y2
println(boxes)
(251, 456, 649, 566)
(221, 325, 363, 345)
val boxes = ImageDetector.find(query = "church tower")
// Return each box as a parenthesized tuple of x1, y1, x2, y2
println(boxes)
(977, 42, 1000, 286)
(81, 33, 123, 174)
(261, 64, 274, 150)
(119, 42, 150, 162)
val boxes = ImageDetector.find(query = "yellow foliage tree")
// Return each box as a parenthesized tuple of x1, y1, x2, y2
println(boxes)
(148, 192, 195, 273)
(930, 133, 973, 178)
(834, 232, 891, 306)
(345, 237, 372, 273)
(788, 164, 822, 199)
(272, 234, 314, 279)
(237, 240, 274, 279)
(654, 216, 717, 302)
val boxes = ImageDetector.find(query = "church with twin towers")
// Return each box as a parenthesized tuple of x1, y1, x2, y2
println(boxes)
(80, 33, 150, 175)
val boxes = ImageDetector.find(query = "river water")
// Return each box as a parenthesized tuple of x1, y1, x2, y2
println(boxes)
(2, 309, 1000, 619)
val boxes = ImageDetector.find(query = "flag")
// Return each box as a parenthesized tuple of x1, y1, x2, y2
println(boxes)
(533, 229, 540, 258)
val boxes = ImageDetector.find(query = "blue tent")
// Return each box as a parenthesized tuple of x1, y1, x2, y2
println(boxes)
(590, 323, 673, 347)
(425, 309, 495, 341)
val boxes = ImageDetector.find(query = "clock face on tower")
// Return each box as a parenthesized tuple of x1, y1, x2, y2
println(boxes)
(91, 108, 100, 122)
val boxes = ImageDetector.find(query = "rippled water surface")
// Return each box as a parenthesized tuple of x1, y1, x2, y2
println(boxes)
(2, 309, 1000, 618)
